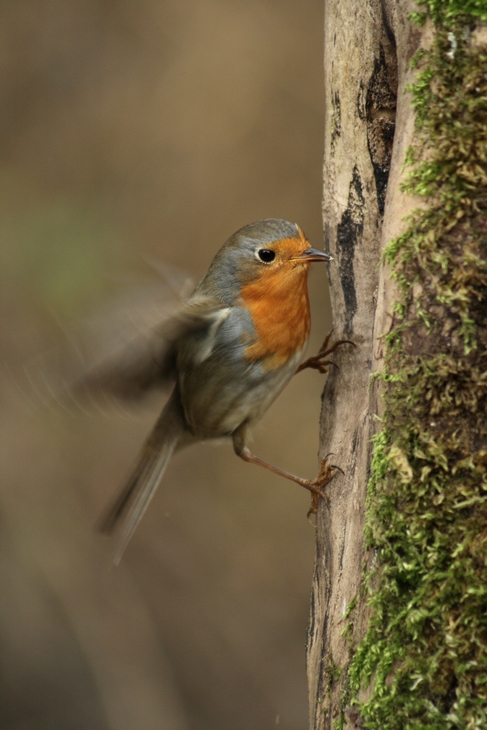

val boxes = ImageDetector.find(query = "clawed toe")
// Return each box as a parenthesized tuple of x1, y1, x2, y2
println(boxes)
(306, 457, 342, 516)
(307, 482, 328, 518)
(296, 330, 355, 375)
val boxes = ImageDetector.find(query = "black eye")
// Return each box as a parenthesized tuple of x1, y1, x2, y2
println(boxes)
(257, 249, 276, 263)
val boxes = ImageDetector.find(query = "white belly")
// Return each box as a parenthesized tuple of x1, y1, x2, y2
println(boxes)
(180, 346, 305, 439)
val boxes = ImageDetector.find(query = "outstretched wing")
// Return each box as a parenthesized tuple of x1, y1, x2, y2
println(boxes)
(18, 283, 228, 411)
(70, 293, 227, 401)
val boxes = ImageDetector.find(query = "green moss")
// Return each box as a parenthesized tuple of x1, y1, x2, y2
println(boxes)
(413, 1, 487, 26)
(348, 6, 487, 729)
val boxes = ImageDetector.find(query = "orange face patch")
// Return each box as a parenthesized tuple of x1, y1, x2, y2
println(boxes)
(266, 229, 310, 259)
(240, 235, 312, 370)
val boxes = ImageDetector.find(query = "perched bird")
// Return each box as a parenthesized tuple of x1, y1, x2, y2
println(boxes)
(85, 219, 336, 561)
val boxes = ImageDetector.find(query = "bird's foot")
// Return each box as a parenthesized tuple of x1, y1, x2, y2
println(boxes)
(296, 330, 355, 375)
(306, 455, 342, 518)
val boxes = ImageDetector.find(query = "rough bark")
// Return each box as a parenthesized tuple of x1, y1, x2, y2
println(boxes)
(307, 1, 423, 727)
(307, 4, 392, 724)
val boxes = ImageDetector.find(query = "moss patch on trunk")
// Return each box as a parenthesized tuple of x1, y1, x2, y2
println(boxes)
(348, 5, 487, 729)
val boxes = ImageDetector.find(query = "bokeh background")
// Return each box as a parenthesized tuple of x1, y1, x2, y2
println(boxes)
(0, 2, 331, 728)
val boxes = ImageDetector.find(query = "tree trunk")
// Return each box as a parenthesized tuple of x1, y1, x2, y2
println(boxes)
(308, 2, 487, 728)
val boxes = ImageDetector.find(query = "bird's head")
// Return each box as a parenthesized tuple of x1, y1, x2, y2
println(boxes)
(200, 219, 332, 304)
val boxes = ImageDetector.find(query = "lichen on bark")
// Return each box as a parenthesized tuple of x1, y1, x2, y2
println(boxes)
(348, 5, 487, 729)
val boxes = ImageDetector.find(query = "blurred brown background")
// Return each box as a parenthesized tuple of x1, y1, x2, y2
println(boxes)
(0, 2, 331, 729)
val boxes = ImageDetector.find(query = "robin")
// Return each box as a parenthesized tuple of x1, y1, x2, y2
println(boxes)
(84, 219, 340, 561)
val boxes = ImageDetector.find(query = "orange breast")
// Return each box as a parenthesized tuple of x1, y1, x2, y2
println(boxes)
(240, 264, 311, 370)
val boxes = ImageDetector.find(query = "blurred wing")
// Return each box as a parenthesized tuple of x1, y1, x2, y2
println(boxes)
(19, 275, 227, 410)
(70, 293, 226, 402)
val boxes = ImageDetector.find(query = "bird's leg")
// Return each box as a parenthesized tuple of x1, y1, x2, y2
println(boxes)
(233, 426, 336, 508)
(296, 330, 355, 375)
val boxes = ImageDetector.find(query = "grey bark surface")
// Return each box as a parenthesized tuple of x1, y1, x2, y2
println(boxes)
(307, 2, 419, 727)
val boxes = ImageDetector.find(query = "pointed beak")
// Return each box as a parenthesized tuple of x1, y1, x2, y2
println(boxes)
(294, 248, 333, 263)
